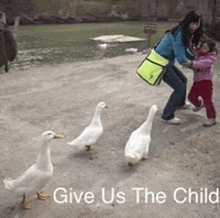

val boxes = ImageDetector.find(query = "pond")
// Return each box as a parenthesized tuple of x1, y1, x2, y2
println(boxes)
(10, 21, 176, 68)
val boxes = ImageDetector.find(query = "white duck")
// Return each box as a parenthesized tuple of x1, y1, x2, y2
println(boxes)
(68, 102, 108, 151)
(124, 105, 158, 165)
(3, 131, 63, 209)
(98, 43, 108, 50)
(125, 48, 138, 53)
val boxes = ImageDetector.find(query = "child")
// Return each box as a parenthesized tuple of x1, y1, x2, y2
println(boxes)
(188, 39, 217, 127)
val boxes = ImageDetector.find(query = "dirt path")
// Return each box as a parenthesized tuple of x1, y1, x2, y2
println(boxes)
(0, 53, 220, 218)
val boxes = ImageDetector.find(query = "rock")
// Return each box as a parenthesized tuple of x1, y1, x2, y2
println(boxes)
(80, 15, 96, 23)
(19, 16, 35, 25)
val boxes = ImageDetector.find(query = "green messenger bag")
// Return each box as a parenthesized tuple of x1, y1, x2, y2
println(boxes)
(137, 49, 169, 86)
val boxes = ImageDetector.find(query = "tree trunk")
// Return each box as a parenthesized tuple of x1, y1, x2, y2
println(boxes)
(212, 0, 217, 24)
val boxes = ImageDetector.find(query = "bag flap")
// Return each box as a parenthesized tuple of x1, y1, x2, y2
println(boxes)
(147, 49, 169, 66)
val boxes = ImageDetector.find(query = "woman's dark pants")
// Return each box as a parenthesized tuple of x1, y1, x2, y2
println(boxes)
(162, 64, 187, 120)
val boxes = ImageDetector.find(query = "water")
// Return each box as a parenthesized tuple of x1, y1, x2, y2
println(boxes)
(9, 22, 176, 68)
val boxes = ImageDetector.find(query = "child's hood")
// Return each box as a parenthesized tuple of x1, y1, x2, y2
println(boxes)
(193, 47, 217, 57)
(192, 49, 217, 69)
(197, 50, 217, 57)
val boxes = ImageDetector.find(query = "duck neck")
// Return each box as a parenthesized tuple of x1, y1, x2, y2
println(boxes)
(139, 108, 157, 133)
(36, 142, 51, 170)
(91, 106, 102, 126)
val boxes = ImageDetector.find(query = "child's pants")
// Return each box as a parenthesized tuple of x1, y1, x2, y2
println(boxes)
(188, 80, 216, 119)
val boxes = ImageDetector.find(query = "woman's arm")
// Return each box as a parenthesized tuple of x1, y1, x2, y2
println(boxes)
(172, 30, 189, 64)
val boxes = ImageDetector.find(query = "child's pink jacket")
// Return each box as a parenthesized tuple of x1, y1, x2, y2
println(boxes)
(191, 48, 217, 82)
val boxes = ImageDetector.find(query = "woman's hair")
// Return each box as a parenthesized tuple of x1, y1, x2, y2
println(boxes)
(170, 11, 203, 47)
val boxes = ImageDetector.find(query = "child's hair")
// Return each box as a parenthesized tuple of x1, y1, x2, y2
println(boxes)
(201, 38, 218, 54)
(167, 11, 203, 47)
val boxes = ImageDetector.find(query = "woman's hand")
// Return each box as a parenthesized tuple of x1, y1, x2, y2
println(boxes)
(182, 60, 192, 68)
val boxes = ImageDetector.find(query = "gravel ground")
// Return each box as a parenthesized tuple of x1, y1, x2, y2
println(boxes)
(0, 53, 220, 218)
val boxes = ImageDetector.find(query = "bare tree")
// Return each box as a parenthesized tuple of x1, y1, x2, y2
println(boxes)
(212, 0, 217, 24)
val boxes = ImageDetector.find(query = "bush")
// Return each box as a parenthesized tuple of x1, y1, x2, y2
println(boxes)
(205, 22, 220, 41)
(115, 0, 136, 15)
(75, 1, 112, 16)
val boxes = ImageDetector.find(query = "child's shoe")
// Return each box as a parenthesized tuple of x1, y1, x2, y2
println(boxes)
(192, 104, 204, 112)
(203, 119, 216, 127)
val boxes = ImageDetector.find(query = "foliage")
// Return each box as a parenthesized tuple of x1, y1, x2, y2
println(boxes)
(0, 0, 36, 17)
(32, 0, 62, 14)
(115, 0, 138, 15)
(31, 0, 112, 16)
(75, 1, 112, 16)
(205, 22, 220, 41)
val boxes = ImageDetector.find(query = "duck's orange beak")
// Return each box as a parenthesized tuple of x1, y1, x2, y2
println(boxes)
(54, 134, 64, 139)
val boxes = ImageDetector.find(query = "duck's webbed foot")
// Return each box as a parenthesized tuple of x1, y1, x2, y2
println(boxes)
(37, 191, 50, 201)
(86, 145, 93, 151)
(21, 195, 32, 209)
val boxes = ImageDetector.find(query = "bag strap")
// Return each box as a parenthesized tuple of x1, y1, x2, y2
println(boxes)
(154, 33, 167, 49)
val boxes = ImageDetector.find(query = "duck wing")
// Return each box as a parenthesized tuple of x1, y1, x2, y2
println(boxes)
(4, 164, 52, 197)
(69, 125, 103, 147)
(125, 131, 151, 157)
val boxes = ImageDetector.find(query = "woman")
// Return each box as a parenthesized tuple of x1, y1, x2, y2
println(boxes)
(155, 11, 203, 124)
